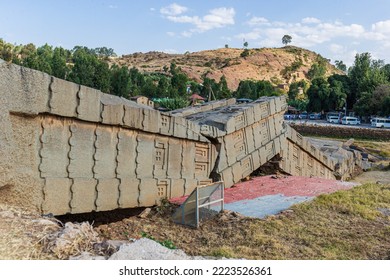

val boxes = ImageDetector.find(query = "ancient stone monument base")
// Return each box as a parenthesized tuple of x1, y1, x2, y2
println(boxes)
(0, 59, 362, 215)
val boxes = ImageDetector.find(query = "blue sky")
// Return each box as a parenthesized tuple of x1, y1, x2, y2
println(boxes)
(2, 0, 390, 66)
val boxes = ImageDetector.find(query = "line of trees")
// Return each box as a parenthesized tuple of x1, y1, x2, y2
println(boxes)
(288, 52, 390, 117)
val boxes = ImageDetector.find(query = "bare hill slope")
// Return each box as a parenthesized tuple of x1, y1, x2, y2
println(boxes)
(110, 46, 343, 90)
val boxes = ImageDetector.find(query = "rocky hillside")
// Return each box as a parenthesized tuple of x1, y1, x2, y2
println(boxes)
(110, 46, 343, 91)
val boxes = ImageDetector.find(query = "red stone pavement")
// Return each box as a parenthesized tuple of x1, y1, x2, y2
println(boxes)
(170, 175, 357, 205)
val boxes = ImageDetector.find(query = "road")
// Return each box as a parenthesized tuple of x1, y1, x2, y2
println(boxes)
(285, 119, 375, 129)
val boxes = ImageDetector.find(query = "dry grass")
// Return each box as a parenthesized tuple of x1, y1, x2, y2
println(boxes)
(0, 204, 60, 260)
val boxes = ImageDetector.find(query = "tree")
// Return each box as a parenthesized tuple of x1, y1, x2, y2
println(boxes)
(243, 41, 248, 48)
(334, 60, 347, 72)
(110, 65, 131, 98)
(354, 84, 390, 117)
(216, 75, 232, 99)
(225, 44, 229, 48)
(282, 35, 292, 46)
(288, 80, 307, 100)
(306, 77, 330, 112)
(348, 52, 387, 106)
(51, 47, 69, 79)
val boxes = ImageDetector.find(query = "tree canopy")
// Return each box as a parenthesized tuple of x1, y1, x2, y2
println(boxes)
(282, 35, 292, 46)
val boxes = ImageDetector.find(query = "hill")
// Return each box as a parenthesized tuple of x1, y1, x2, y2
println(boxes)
(110, 46, 343, 91)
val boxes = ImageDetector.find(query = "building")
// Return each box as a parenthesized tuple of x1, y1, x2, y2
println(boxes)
(130, 95, 154, 108)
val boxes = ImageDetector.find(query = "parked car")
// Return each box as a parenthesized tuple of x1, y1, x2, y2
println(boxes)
(309, 113, 321, 120)
(298, 112, 308, 119)
(328, 116, 340, 123)
(371, 117, 390, 128)
(341, 116, 360, 125)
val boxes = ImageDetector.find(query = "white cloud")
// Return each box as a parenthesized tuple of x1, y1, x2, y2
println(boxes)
(329, 43, 346, 54)
(166, 31, 175, 37)
(181, 31, 192, 38)
(247, 17, 270, 26)
(160, 3, 188, 16)
(150, 8, 156, 12)
(161, 6, 235, 35)
(372, 20, 390, 34)
(302, 17, 321, 24)
(237, 29, 262, 40)
(108, 5, 117, 9)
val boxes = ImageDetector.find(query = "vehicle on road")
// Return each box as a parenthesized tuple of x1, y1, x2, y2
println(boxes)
(341, 116, 360, 125)
(328, 116, 340, 123)
(298, 112, 308, 119)
(371, 117, 390, 128)
(326, 112, 341, 122)
(309, 113, 321, 120)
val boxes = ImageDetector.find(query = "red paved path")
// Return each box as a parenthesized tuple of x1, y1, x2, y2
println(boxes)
(170, 175, 357, 205)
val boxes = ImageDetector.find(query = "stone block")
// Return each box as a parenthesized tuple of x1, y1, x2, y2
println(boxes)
(70, 178, 97, 214)
(244, 126, 255, 154)
(259, 145, 267, 166)
(274, 113, 284, 135)
(234, 113, 246, 131)
(251, 149, 262, 170)
(1, 61, 50, 115)
(135, 133, 154, 178)
(170, 179, 185, 198)
(123, 105, 143, 130)
(225, 118, 236, 134)
(173, 117, 188, 139)
(269, 98, 276, 115)
(194, 142, 212, 177)
(42, 178, 71, 215)
(268, 117, 277, 140)
(274, 135, 281, 154)
(39, 117, 71, 178)
(116, 129, 137, 179)
(68, 122, 96, 178)
(186, 121, 202, 141)
(167, 138, 183, 179)
(77, 86, 102, 122)
(93, 126, 118, 179)
(143, 108, 160, 133)
(233, 130, 247, 161)
(259, 101, 270, 119)
(101, 96, 124, 125)
(226, 98, 237, 106)
(245, 106, 255, 126)
(240, 155, 253, 178)
(220, 167, 234, 189)
(49, 77, 78, 117)
(153, 137, 169, 178)
(159, 114, 173, 135)
(184, 178, 198, 196)
(118, 178, 140, 208)
(222, 134, 237, 167)
(259, 119, 271, 146)
(138, 178, 159, 206)
(96, 178, 120, 211)
(181, 141, 195, 179)
(231, 162, 242, 183)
